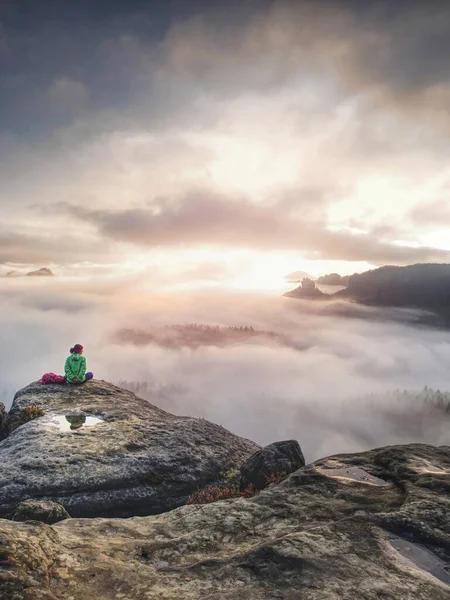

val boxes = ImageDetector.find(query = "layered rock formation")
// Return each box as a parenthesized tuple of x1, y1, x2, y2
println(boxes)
(0, 443, 448, 599)
(0, 381, 259, 518)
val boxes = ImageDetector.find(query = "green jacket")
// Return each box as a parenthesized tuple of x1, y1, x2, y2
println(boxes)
(65, 354, 87, 384)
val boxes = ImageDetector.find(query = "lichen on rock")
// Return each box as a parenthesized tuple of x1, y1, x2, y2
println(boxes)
(13, 499, 70, 524)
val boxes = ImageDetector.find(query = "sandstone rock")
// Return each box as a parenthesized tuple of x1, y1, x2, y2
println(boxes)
(284, 278, 328, 300)
(240, 439, 305, 491)
(13, 499, 70, 524)
(0, 381, 259, 518)
(0, 443, 448, 599)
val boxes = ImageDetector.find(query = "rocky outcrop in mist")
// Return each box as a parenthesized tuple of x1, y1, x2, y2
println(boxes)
(284, 277, 328, 300)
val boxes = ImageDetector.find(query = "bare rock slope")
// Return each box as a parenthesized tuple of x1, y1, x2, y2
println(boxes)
(0, 380, 259, 518)
(0, 443, 449, 599)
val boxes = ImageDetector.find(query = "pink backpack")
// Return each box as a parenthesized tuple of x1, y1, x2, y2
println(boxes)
(41, 373, 66, 384)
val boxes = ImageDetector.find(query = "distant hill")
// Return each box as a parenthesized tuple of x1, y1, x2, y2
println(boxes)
(5, 268, 53, 277)
(26, 268, 54, 277)
(285, 264, 450, 324)
(338, 264, 450, 317)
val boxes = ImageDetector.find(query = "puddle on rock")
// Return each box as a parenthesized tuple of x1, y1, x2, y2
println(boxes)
(316, 465, 389, 486)
(388, 534, 450, 586)
(50, 414, 104, 433)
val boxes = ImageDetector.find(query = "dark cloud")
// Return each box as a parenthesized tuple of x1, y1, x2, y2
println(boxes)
(0, 230, 120, 266)
(67, 192, 450, 265)
(138, 0, 450, 131)
(344, 2, 450, 93)
(0, 0, 264, 137)
(2, 0, 450, 138)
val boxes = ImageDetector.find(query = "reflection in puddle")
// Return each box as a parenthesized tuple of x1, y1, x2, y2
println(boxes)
(66, 415, 86, 430)
(388, 534, 450, 586)
(50, 414, 104, 432)
(316, 465, 389, 486)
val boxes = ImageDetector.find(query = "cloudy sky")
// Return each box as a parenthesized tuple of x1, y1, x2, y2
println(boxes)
(1, 0, 450, 289)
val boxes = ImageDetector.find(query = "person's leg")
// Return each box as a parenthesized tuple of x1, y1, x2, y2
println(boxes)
(85, 372, 93, 381)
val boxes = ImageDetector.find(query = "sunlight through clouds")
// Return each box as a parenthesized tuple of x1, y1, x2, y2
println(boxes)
(1, 0, 450, 280)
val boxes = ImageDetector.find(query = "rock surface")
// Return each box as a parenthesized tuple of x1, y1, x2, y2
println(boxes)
(0, 381, 259, 518)
(0, 402, 7, 440)
(240, 439, 305, 491)
(13, 500, 70, 524)
(0, 443, 449, 599)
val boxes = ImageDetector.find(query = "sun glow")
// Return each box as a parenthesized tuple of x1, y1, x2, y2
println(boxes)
(204, 134, 301, 196)
(118, 248, 373, 294)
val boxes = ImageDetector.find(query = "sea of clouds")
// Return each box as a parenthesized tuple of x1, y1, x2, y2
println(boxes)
(1, 275, 449, 461)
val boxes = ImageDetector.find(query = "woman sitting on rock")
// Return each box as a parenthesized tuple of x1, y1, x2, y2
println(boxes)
(65, 344, 94, 384)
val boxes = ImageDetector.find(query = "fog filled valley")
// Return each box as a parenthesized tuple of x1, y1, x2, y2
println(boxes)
(1, 275, 449, 462)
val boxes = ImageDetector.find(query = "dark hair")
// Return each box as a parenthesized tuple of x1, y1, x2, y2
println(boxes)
(70, 344, 84, 354)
